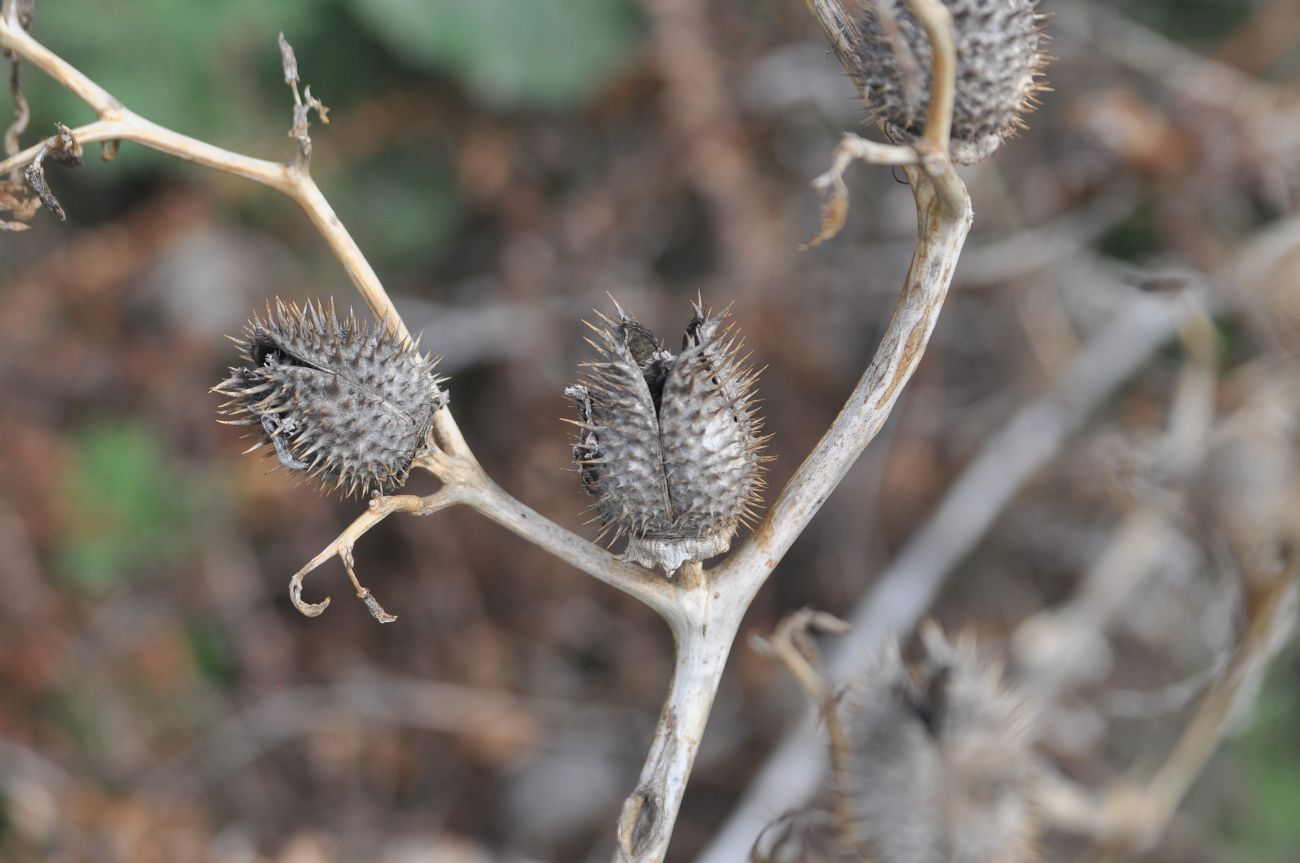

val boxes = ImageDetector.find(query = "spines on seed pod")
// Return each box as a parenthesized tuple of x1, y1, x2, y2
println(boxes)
(848, 0, 1049, 164)
(214, 298, 446, 499)
(566, 300, 769, 575)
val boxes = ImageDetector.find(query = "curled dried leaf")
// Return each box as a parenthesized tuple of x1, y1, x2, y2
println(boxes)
(23, 123, 83, 221)
(801, 175, 850, 250)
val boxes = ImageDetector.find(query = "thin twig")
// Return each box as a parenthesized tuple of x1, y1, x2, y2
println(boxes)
(459, 476, 677, 622)
(1014, 299, 1220, 701)
(289, 492, 451, 620)
(753, 610, 862, 855)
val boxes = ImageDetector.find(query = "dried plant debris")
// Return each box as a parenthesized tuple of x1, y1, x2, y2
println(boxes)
(21, 122, 83, 221)
(5, 25, 31, 163)
(839, 624, 1038, 863)
(565, 299, 769, 575)
(278, 32, 329, 164)
(848, 0, 1050, 163)
(214, 299, 446, 499)
(0, 178, 39, 230)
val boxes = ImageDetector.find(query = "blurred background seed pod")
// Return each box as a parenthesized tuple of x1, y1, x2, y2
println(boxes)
(847, 0, 1049, 163)
(838, 624, 1038, 863)
(566, 301, 768, 574)
(214, 299, 446, 499)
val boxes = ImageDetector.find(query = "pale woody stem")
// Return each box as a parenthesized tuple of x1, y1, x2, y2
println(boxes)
(615, 576, 743, 863)
(1, 6, 971, 863)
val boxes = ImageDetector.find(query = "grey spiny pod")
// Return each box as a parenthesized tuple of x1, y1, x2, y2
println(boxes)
(565, 300, 768, 575)
(214, 299, 445, 498)
(849, 0, 1048, 164)
(840, 623, 1038, 863)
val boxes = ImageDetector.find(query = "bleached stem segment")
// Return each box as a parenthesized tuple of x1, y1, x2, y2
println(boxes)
(614, 565, 744, 863)
(460, 475, 677, 622)
(722, 174, 971, 596)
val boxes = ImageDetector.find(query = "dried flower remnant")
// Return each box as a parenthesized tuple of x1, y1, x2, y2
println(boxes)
(22, 121, 82, 220)
(565, 300, 768, 575)
(214, 299, 445, 499)
(849, 0, 1049, 163)
(837, 624, 1038, 863)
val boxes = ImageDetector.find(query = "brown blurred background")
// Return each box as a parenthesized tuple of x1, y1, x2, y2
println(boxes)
(1, 0, 1298, 861)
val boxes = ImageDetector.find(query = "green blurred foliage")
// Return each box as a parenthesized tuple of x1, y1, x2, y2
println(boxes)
(1226, 647, 1300, 863)
(331, 153, 460, 269)
(347, 0, 644, 109)
(1115, 0, 1258, 43)
(25, 0, 319, 147)
(15, 0, 646, 269)
(185, 619, 237, 686)
(56, 422, 189, 591)
(1098, 198, 1162, 263)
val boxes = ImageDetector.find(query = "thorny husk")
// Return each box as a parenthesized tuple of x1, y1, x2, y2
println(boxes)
(843, 625, 1037, 863)
(566, 300, 768, 575)
(214, 299, 445, 499)
(848, 0, 1049, 163)
(756, 624, 1039, 863)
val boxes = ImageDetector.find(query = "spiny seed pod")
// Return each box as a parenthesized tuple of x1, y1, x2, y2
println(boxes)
(840, 623, 1038, 863)
(849, 0, 1049, 164)
(214, 299, 446, 499)
(565, 300, 768, 575)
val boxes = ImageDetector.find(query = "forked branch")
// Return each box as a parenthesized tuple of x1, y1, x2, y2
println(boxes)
(2, 3, 974, 861)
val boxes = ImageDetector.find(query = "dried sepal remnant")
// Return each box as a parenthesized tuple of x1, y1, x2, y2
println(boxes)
(565, 300, 768, 575)
(849, 0, 1049, 163)
(214, 299, 446, 499)
(839, 624, 1038, 863)
(23, 121, 83, 221)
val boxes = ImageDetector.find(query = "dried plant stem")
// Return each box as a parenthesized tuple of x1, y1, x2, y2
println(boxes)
(1122, 569, 1296, 851)
(754, 611, 861, 855)
(2, 6, 971, 861)
(698, 289, 1203, 863)
(458, 474, 676, 620)
(1035, 565, 1297, 853)
(616, 571, 741, 863)
(607, 2, 968, 856)
(723, 172, 970, 596)
(0, 13, 463, 453)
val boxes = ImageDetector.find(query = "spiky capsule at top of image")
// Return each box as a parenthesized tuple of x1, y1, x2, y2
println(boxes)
(213, 299, 446, 499)
(848, 0, 1049, 164)
(565, 300, 769, 575)
(839, 623, 1038, 863)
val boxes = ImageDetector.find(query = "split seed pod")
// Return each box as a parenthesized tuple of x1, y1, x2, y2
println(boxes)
(848, 0, 1049, 163)
(841, 624, 1038, 863)
(565, 301, 768, 575)
(214, 299, 445, 498)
